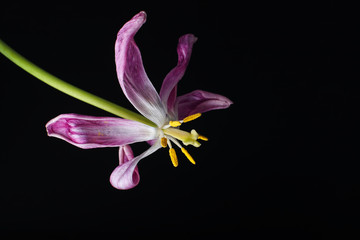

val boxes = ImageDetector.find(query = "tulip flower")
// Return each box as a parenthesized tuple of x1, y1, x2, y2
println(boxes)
(0, 11, 232, 190)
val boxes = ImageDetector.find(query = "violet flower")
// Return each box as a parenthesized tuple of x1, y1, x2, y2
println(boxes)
(46, 11, 232, 190)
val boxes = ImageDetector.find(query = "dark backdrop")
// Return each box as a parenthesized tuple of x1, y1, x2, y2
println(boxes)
(1, 1, 358, 239)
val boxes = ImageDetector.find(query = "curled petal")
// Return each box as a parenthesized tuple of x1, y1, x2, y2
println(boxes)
(117, 145, 140, 188)
(110, 141, 161, 190)
(115, 11, 167, 127)
(159, 34, 198, 115)
(118, 144, 134, 165)
(46, 114, 157, 149)
(176, 90, 233, 119)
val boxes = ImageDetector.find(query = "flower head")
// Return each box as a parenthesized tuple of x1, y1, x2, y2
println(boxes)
(46, 11, 232, 190)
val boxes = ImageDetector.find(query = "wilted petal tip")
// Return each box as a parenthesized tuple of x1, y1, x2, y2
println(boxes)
(110, 142, 161, 190)
(45, 114, 157, 149)
(115, 10, 167, 127)
(176, 90, 233, 119)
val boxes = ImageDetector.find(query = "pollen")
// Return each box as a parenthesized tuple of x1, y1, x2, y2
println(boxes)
(183, 113, 201, 123)
(181, 148, 196, 165)
(161, 137, 168, 148)
(169, 148, 178, 167)
(198, 135, 208, 141)
(169, 120, 182, 127)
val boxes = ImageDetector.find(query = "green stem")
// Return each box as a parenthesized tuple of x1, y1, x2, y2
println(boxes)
(0, 38, 156, 127)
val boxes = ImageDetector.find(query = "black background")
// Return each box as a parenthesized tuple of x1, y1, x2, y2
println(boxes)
(1, 1, 359, 239)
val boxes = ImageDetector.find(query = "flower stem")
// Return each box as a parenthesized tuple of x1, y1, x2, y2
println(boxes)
(0, 38, 156, 127)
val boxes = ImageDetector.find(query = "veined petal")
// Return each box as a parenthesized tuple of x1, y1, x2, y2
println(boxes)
(46, 114, 157, 149)
(110, 141, 161, 190)
(115, 11, 167, 127)
(176, 90, 233, 119)
(159, 34, 198, 116)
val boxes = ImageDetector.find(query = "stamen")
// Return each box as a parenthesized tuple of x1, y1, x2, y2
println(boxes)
(198, 135, 208, 141)
(169, 120, 182, 127)
(168, 136, 183, 149)
(161, 137, 168, 148)
(167, 113, 202, 129)
(183, 113, 201, 123)
(167, 138, 173, 149)
(181, 148, 196, 165)
(169, 148, 178, 167)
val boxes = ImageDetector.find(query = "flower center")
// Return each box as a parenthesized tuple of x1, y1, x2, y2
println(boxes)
(159, 113, 208, 167)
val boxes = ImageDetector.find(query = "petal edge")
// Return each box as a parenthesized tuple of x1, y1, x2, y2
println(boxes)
(115, 11, 167, 127)
(159, 34, 198, 116)
(176, 90, 233, 119)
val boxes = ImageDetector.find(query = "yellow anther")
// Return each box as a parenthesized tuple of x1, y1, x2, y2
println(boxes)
(161, 137, 168, 148)
(181, 148, 196, 165)
(169, 148, 178, 167)
(169, 120, 182, 127)
(198, 135, 208, 141)
(183, 113, 201, 123)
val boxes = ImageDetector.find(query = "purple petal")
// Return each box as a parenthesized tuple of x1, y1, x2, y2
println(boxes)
(110, 141, 161, 190)
(46, 114, 157, 149)
(116, 145, 140, 188)
(118, 145, 135, 165)
(159, 34, 198, 116)
(115, 11, 167, 127)
(146, 139, 158, 146)
(176, 90, 233, 119)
